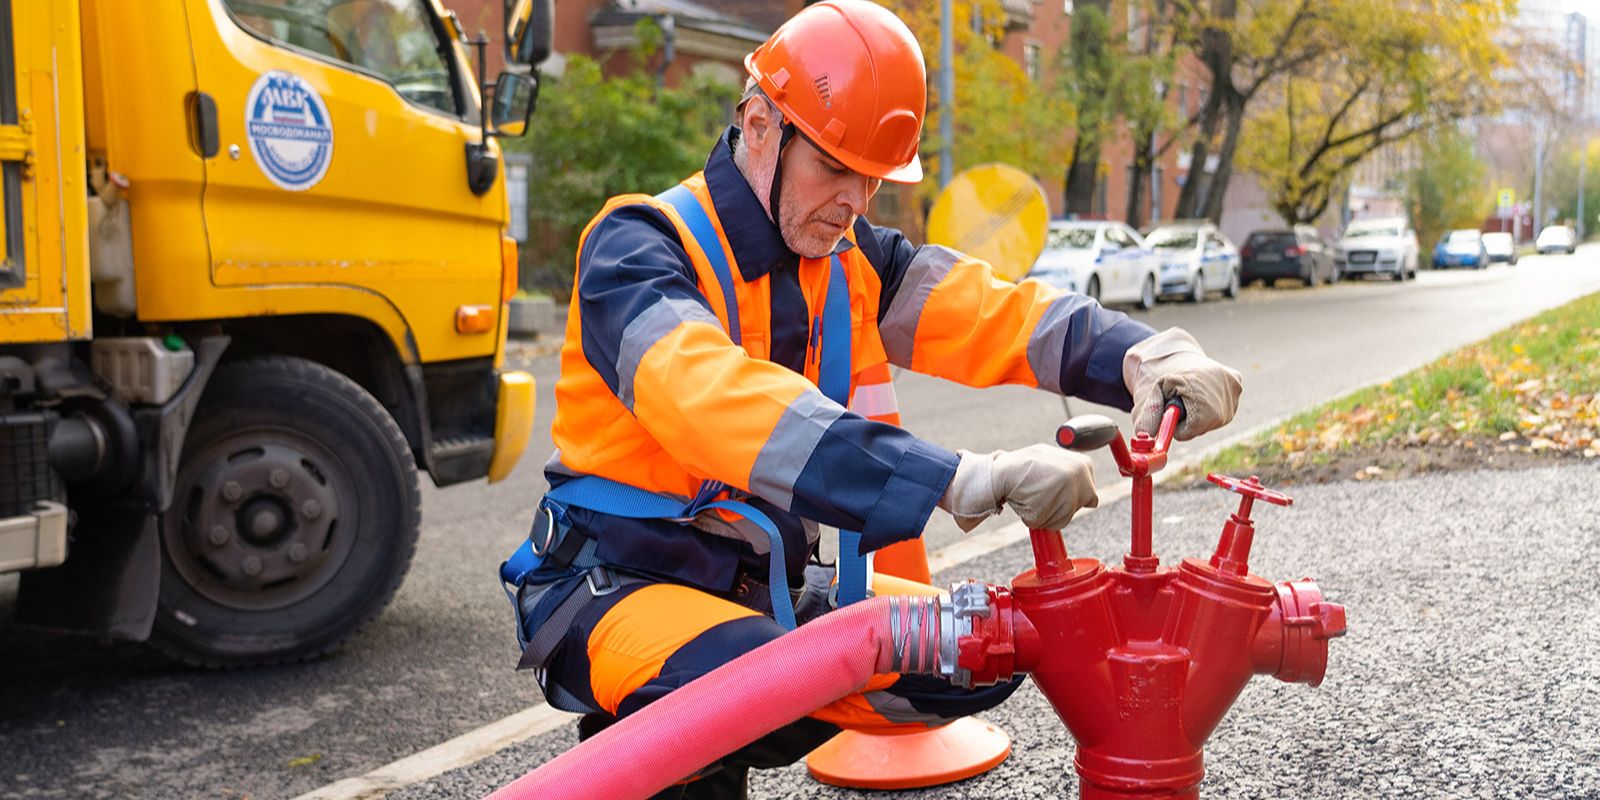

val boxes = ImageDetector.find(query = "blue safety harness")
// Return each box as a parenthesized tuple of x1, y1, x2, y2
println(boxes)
(500, 184, 873, 643)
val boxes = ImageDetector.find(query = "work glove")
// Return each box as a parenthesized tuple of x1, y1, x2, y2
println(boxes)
(938, 445, 1098, 532)
(1123, 328, 1243, 441)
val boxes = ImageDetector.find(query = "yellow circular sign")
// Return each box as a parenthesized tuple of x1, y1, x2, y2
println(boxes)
(925, 164, 1050, 282)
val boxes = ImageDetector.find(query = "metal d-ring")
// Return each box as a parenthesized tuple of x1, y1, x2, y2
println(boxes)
(529, 506, 558, 558)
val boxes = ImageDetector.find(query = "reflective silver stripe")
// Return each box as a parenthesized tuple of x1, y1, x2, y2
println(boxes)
(747, 389, 844, 510)
(847, 381, 899, 418)
(862, 690, 948, 725)
(615, 296, 722, 410)
(1025, 293, 1094, 393)
(880, 245, 962, 368)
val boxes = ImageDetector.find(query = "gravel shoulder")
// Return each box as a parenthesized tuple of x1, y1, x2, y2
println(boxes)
(399, 461, 1600, 799)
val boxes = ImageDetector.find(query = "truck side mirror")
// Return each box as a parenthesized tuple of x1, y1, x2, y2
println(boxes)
(491, 71, 537, 137)
(505, 0, 553, 68)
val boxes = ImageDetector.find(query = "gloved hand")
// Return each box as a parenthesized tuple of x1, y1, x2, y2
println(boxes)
(1123, 328, 1243, 441)
(938, 444, 1098, 532)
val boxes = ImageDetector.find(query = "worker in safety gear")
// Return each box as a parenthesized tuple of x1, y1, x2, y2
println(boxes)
(503, 1, 1242, 797)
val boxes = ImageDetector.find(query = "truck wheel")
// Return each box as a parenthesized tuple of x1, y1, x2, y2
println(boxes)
(152, 356, 420, 667)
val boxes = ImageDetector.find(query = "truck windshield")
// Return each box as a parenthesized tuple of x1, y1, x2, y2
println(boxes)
(225, 0, 460, 115)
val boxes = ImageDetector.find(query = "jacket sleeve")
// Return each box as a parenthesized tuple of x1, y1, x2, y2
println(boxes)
(577, 205, 958, 552)
(857, 219, 1157, 411)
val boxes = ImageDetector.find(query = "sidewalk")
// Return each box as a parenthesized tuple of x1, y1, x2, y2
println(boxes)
(397, 461, 1600, 799)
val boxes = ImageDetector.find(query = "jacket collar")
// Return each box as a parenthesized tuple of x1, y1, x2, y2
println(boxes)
(704, 126, 855, 282)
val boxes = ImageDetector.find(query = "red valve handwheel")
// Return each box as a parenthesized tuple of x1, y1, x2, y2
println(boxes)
(1206, 473, 1293, 506)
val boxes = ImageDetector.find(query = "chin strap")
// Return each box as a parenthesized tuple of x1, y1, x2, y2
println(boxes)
(768, 122, 797, 228)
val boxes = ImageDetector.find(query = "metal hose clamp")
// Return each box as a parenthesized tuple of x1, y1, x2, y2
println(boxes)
(941, 581, 992, 689)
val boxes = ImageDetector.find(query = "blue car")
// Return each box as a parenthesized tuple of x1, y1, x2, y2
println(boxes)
(1433, 229, 1488, 269)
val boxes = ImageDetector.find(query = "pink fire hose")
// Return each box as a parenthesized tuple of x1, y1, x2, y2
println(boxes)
(488, 594, 945, 800)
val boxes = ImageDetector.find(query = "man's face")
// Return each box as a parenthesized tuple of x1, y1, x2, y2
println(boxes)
(775, 137, 883, 258)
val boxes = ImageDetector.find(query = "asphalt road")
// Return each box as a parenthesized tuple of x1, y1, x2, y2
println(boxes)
(2, 248, 1598, 799)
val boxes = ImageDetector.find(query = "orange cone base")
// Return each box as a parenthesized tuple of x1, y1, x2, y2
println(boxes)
(805, 717, 1012, 790)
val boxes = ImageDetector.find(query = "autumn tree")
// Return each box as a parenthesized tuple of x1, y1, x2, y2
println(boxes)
(510, 45, 738, 293)
(1236, 0, 1508, 226)
(1405, 128, 1490, 251)
(1167, 0, 1334, 222)
(882, 0, 1074, 207)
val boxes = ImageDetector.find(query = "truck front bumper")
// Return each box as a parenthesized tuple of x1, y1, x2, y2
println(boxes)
(487, 371, 536, 483)
(0, 502, 69, 573)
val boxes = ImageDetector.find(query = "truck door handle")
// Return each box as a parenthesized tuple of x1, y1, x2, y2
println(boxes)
(186, 91, 219, 158)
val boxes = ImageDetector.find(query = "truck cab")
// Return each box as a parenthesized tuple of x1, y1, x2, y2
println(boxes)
(0, 0, 550, 666)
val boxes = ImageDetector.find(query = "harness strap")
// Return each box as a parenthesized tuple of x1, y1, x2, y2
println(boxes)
(516, 567, 645, 714)
(659, 184, 741, 345)
(818, 254, 872, 607)
(543, 477, 798, 630)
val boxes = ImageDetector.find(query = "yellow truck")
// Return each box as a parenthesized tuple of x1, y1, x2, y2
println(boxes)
(0, 0, 548, 666)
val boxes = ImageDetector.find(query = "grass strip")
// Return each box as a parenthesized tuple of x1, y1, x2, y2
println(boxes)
(1178, 290, 1600, 485)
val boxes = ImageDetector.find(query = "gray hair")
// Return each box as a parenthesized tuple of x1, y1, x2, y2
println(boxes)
(733, 78, 783, 171)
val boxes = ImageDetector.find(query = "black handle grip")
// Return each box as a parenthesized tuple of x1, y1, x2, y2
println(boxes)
(1165, 396, 1187, 425)
(1056, 414, 1119, 451)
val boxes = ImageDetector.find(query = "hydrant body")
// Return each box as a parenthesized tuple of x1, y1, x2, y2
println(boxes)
(955, 408, 1347, 798)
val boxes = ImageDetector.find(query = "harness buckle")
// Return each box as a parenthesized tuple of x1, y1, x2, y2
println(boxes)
(586, 566, 620, 597)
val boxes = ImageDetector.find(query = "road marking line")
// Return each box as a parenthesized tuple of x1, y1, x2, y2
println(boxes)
(300, 420, 1290, 799)
(291, 703, 576, 800)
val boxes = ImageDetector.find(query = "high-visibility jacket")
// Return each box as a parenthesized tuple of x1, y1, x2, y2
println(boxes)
(546, 127, 1154, 596)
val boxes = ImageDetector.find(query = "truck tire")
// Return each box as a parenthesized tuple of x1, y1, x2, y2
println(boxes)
(151, 356, 421, 667)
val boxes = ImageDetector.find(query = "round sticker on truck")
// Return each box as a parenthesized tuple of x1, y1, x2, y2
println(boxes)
(245, 71, 333, 191)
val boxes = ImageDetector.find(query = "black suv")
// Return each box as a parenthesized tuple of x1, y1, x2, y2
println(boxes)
(1241, 226, 1337, 286)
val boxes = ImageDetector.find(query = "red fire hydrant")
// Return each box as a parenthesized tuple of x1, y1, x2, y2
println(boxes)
(951, 405, 1347, 798)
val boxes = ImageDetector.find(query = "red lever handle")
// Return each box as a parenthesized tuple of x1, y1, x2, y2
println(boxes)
(1206, 474, 1293, 506)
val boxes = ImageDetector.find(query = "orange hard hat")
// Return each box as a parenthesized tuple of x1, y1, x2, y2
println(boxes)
(744, 0, 927, 184)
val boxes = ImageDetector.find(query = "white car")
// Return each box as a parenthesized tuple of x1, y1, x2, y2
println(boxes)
(1336, 218, 1419, 281)
(1027, 221, 1161, 310)
(1145, 223, 1241, 302)
(1535, 225, 1577, 255)
(1482, 231, 1518, 265)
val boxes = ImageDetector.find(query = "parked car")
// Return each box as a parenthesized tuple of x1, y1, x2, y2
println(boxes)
(1145, 222, 1241, 302)
(1240, 226, 1336, 286)
(1535, 225, 1577, 255)
(1028, 220, 1162, 309)
(1432, 228, 1488, 269)
(1336, 218, 1419, 281)
(1482, 232, 1518, 265)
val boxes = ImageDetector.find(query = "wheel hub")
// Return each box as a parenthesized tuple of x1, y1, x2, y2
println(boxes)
(167, 437, 349, 610)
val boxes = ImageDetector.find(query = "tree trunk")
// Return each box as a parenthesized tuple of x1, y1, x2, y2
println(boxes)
(1200, 94, 1246, 223)
(1126, 150, 1148, 227)
(1173, 137, 1211, 219)
(1174, 0, 1235, 220)
(1064, 0, 1113, 217)
(1065, 136, 1100, 216)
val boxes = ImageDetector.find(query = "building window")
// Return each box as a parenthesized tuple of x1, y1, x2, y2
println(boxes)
(1127, 2, 1139, 47)
(1094, 177, 1107, 217)
(1177, 83, 1188, 118)
(1064, 0, 1074, 13)
(1024, 43, 1042, 82)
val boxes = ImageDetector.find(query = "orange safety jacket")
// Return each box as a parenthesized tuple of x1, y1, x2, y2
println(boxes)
(545, 127, 1154, 596)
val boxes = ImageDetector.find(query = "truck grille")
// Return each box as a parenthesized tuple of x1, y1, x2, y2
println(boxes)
(1, 412, 64, 517)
